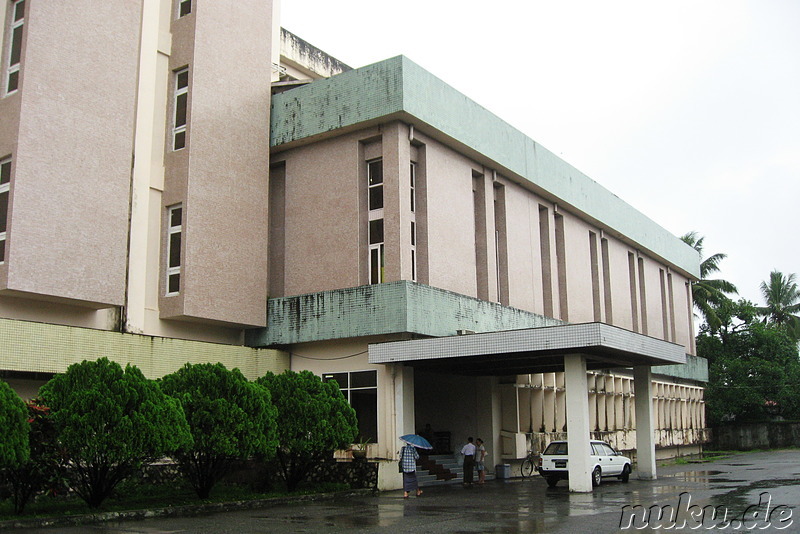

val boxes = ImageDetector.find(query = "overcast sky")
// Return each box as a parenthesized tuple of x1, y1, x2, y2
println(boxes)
(281, 0, 800, 308)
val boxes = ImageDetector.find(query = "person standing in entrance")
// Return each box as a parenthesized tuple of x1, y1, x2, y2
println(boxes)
(475, 438, 487, 484)
(461, 437, 476, 485)
(400, 444, 423, 498)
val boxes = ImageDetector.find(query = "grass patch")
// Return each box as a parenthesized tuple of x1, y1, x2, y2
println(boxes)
(0, 481, 350, 522)
(660, 456, 690, 467)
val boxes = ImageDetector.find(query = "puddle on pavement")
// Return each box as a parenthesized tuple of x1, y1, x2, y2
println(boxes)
(658, 470, 725, 479)
(659, 470, 727, 483)
(704, 477, 800, 517)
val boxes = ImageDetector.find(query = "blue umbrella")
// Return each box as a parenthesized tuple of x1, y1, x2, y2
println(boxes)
(400, 434, 433, 449)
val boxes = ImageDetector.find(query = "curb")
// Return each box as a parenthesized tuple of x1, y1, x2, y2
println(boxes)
(0, 488, 377, 530)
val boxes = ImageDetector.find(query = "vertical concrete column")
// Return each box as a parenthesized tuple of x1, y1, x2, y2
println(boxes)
(378, 363, 415, 491)
(382, 122, 412, 282)
(126, 0, 163, 334)
(477, 376, 501, 471)
(531, 376, 544, 434)
(564, 354, 592, 492)
(633, 365, 657, 480)
(394, 364, 416, 444)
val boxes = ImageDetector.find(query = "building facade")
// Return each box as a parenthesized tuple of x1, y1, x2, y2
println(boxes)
(1, 0, 707, 491)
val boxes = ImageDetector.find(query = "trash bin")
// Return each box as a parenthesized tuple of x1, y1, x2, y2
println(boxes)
(495, 464, 511, 479)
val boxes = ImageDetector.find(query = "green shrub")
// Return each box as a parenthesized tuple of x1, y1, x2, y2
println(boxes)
(0, 380, 29, 469)
(39, 358, 191, 508)
(257, 370, 357, 491)
(4, 399, 69, 514)
(160, 363, 278, 499)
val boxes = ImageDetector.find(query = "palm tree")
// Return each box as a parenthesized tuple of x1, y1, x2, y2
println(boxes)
(680, 231, 738, 331)
(757, 270, 800, 340)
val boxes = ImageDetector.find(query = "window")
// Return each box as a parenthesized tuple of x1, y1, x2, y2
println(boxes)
(166, 204, 182, 295)
(411, 221, 416, 282)
(589, 232, 601, 321)
(5, 0, 24, 94)
(323, 370, 378, 442)
(628, 252, 639, 333)
(368, 159, 383, 211)
(410, 162, 416, 213)
(410, 162, 417, 281)
(538, 205, 553, 316)
(493, 183, 508, 305)
(367, 159, 384, 284)
(601, 237, 613, 323)
(638, 257, 648, 335)
(667, 272, 676, 342)
(473, 173, 488, 300)
(172, 68, 189, 150)
(178, 0, 191, 17)
(0, 156, 10, 263)
(544, 441, 567, 455)
(554, 212, 568, 320)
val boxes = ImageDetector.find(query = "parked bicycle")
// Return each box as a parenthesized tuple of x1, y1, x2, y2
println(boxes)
(520, 449, 540, 478)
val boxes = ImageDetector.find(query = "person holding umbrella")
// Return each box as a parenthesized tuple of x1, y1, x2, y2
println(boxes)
(399, 434, 431, 498)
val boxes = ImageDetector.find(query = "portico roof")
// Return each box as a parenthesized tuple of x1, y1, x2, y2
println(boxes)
(368, 322, 686, 376)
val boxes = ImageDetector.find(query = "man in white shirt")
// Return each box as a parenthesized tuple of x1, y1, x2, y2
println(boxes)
(461, 437, 476, 485)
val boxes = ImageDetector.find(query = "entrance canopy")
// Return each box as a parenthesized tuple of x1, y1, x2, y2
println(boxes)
(368, 322, 686, 375)
(370, 322, 683, 491)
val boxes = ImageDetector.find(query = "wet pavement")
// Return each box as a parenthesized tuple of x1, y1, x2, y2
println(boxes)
(13, 449, 800, 533)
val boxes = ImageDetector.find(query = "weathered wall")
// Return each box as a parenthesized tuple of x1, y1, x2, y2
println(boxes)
(269, 119, 697, 353)
(270, 56, 701, 281)
(711, 423, 800, 451)
(0, 317, 289, 396)
(247, 281, 561, 346)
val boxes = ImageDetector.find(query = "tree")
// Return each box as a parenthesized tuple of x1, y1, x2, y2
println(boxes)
(256, 370, 358, 491)
(757, 270, 800, 341)
(681, 231, 738, 332)
(4, 399, 69, 515)
(698, 299, 800, 424)
(0, 380, 29, 469)
(160, 363, 278, 499)
(39, 358, 192, 508)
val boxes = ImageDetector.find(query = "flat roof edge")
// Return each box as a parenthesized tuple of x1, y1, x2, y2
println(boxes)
(369, 322, 686, 368)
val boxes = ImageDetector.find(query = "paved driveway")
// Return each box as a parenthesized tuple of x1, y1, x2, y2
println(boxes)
(13, 450, 800, 533)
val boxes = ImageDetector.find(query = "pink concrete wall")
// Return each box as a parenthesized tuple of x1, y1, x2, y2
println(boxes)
(423, 138, 480, 297)
(1, 0, 142, 307)
(272, 122, 696, 353)
(274, 131, 367, 295)
(160, 0, 272, 327)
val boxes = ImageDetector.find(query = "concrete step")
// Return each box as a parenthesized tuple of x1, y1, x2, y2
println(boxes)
(416, 454, 496, 487)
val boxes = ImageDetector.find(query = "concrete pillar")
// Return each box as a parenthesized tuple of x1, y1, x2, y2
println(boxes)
(382, 122, 412, 283)
(125, 0, 162, 334)
(395, 364, 415, 441)
(633, 365, 657, 480)
(377, 363, 415, 491)
(564, 354, 592, 492)
(477, 376, 501, 473)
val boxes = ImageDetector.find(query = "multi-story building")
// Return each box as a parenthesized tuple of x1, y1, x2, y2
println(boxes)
(1, 0, 707, 492)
